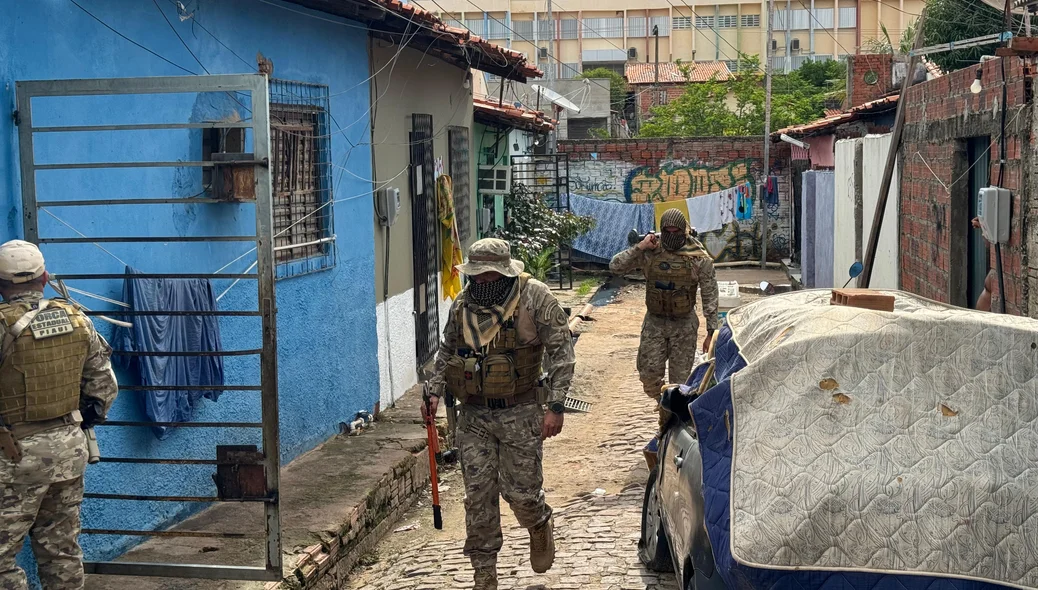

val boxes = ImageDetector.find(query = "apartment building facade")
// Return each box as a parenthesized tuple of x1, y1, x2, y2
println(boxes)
(432, 0, 924, 77)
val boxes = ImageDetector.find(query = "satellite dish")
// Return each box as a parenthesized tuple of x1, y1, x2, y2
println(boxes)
(531, 84, 580, 113)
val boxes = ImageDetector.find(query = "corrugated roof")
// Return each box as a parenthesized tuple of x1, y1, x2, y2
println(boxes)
(473, 96, 556, 133)
(284, 0, 542, 82)
(773, 94, 899, 138)
(625, 61, 731, 85)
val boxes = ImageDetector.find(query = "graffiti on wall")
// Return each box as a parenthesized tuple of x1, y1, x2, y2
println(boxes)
(624, 160, 757, 203)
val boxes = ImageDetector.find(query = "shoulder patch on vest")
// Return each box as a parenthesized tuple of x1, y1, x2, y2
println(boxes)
(30, 308, 74, 340)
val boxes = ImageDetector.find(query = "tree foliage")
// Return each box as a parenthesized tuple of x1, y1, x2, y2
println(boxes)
(638, 55, 846, 137)
(579, 67, 628, 110)
(863, 21, 917, 55)
(494, 183, 596, 261)
(921, 0, 1019, 72)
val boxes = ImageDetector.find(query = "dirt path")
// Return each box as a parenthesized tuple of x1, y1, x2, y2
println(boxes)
(344, 282, 708, 589)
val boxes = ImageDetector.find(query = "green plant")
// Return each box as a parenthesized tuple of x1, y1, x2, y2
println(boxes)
(493, 183, 596, 261)
(587, 127, 611, 139)
(921, 0, 1018, 72)
(579, 67, 628, 111)
(576, 278, 598, 297)
(519, 248, 556, 282)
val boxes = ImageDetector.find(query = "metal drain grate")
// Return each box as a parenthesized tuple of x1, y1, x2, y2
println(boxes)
(564, 396, 593, 413)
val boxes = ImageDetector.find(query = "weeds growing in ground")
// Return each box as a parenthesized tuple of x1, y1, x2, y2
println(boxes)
(577, 278, 598, 297)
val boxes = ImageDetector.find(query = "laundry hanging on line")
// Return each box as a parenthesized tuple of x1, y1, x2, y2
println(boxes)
(568, 194, 655, 263)
(114, 267, 225, 440)
(685, 191, 723, 234)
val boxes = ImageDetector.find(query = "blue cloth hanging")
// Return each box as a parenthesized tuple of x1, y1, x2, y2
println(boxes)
(114, 266, 224, 439)
(736, 185, 754, 220)
(568, 194, 655, 263)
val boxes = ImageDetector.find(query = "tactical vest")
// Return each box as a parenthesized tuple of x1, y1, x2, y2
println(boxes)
(0, 299, 91, 424)
(645, 249, 703, 318)
(445, 278, 544, 400)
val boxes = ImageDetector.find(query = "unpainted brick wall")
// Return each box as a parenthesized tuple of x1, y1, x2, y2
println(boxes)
(635, 84, 686, 121)
(559, 137, 793, 262)
(847, 54, 896, 110)
(900, 56, 1033, 316)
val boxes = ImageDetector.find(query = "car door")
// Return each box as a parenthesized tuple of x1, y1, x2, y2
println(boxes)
(661, 423, 698, 564)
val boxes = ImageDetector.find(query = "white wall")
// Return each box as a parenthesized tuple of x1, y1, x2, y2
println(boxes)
(861, 134, 900, 289)
(376, 274, 455, 408)
(834, 138, 859, 284)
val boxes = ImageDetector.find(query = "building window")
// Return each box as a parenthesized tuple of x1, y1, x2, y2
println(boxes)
(740, 14, 760, 27)
(838, 6, 857, 28)
(537, 19, 553, 40)
(269, 79, 335, 279)
(448, 127, 472, 243)
(487, 19, 509, 40)
(695, 16, 715, 29)
(650, 16, 671, 36)
(512, 20, 534, 42)
(628, 16, 647, 37)
(562, 18, 580, 39)
(672, 16, 692, 30)
(718, 15, 738, 28)
(560, 63, 581, 78)
(725, 59, 740, 72)
(581, 17, 622, 38)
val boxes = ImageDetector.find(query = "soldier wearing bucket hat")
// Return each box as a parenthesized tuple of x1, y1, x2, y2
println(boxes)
(425, 238, 575, 590)
(0, 240, 118, 590)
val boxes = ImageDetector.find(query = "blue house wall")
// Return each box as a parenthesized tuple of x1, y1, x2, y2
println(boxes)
(0, 0, 379, 571)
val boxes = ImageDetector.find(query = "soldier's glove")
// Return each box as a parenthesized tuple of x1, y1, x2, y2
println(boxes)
(80, 400, 106, 429)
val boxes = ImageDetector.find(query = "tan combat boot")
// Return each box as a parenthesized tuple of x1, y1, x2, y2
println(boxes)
(529, 516, 556, 573)
(473, 565, 498, 590)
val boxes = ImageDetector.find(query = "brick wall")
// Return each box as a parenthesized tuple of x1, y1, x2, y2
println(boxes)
(635, 84, 685, 120)
(559, 137, 793, 262)
(847, 54, 896, 110)
(900, 56, 1033, 316)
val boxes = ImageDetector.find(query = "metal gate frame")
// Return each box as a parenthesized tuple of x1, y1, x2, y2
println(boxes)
(510, 153, 573, 290)
(15, 74, 281, 581)
(410, 114, 439, 368)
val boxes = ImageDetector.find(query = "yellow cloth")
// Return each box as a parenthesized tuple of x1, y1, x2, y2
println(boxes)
(654, 200, 690, 231)
(436, 174, 464, 300)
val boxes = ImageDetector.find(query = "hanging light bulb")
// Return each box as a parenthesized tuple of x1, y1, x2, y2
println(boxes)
(971, 67, 983, 94)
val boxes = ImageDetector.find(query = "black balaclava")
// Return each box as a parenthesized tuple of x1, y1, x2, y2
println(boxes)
(659, 208, 689, 251)
(468, 276, 517, 307)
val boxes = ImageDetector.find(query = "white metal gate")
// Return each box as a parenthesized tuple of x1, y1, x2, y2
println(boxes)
(15, 74, 282, 581)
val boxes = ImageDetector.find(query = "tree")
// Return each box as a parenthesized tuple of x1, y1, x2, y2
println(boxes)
(637, 54, 845, 137)
(921, 0, 1021, 72)
(863, 21, 917, 55)
(579, 67, 628, 111)
(493, 183, 595, 263)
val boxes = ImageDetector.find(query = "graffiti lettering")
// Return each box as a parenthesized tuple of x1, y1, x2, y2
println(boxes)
(572, 176, 616, 193)
(624, 161, 755, 203)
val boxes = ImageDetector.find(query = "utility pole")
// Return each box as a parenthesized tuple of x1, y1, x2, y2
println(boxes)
(546, 0, 556, 153)
(761, 0, 775, 269)
(653, 25, 661, 106)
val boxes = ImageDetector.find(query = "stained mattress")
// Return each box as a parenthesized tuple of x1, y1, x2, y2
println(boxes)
(690, 290, 1038, 590)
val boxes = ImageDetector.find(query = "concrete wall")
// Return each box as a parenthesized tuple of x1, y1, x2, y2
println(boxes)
(559, 137, 793, 262)
(900, 57, 1032, 315)
(370, 42, 472, 405)
(0, 0, 379, 570)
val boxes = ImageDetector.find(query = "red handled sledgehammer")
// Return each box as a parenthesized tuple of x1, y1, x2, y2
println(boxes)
(422, 383, 443, 530)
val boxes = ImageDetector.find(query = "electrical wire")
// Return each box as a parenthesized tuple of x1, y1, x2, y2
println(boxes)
(68, 0, 196, 75)
(152, 0, 210, 74)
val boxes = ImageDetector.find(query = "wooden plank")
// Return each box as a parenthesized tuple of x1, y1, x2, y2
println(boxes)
(830, 289, 895, 312)
(1009, 36, 1038, 52)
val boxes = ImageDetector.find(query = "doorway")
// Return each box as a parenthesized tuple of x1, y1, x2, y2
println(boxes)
(966, 137, 990, 307)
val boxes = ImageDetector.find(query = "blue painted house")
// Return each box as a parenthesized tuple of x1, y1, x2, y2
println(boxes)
(0, 0, 536, 585)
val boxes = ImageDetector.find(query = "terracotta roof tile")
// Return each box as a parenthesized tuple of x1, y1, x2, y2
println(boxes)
(285, 0, 541, 82)
(473, 96, 555, 133)
(773, 94, 899, 138)
(625, 61, 731, 85)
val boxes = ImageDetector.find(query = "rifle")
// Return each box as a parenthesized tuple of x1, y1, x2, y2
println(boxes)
(422, 383, 443, 530)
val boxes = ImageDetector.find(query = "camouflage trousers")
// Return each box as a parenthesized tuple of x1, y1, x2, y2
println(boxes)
(0, 425, 88, 590)
(457, 402, 552, 569)
(637, 313, 699, 398)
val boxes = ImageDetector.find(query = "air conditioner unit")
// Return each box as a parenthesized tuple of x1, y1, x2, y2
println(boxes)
(791, 38, 801, 51)
(538, 47, 549, 59)
(477, 165, 511, 195)
(628, 47, 638, 59)
(771, 39, 778, 51)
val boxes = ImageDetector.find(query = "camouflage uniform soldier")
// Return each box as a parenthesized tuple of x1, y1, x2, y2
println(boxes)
(610, 209, 718, 429)
(425, 238, 575, 590)
(0, 240, 118, 590)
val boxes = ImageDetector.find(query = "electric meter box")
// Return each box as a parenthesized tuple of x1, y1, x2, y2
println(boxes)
(977, 186, 1010, 244)
(375, 187, 400, 227)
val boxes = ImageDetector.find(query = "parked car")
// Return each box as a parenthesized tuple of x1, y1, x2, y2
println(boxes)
(639, 384, 725, 590)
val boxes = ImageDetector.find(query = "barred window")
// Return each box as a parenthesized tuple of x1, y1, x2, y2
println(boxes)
(487, 18, 509, 39)
(464, 18, 484, 36)
(725, 59, 740, 72)
(813, 8, 834, 28)
(672, 16, 692, 30)
(269, 80, 335, 279)
(740, 14, 760, 27)
(582, 17, 623, 38)
(537, 19, 553, 40)
(695, 16, 715, 29)
(838, 6, 856, 28)
(718, 15, 738, 28)
(562, 18, 580, 39)
(512, 19, 534, 42)
(560, 63, 581, 78)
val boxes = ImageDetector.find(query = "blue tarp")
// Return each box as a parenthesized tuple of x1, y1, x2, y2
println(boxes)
(567, 193, 655, 263)
(114, 267, 224, 439)
(688, 325, 1011, 590)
